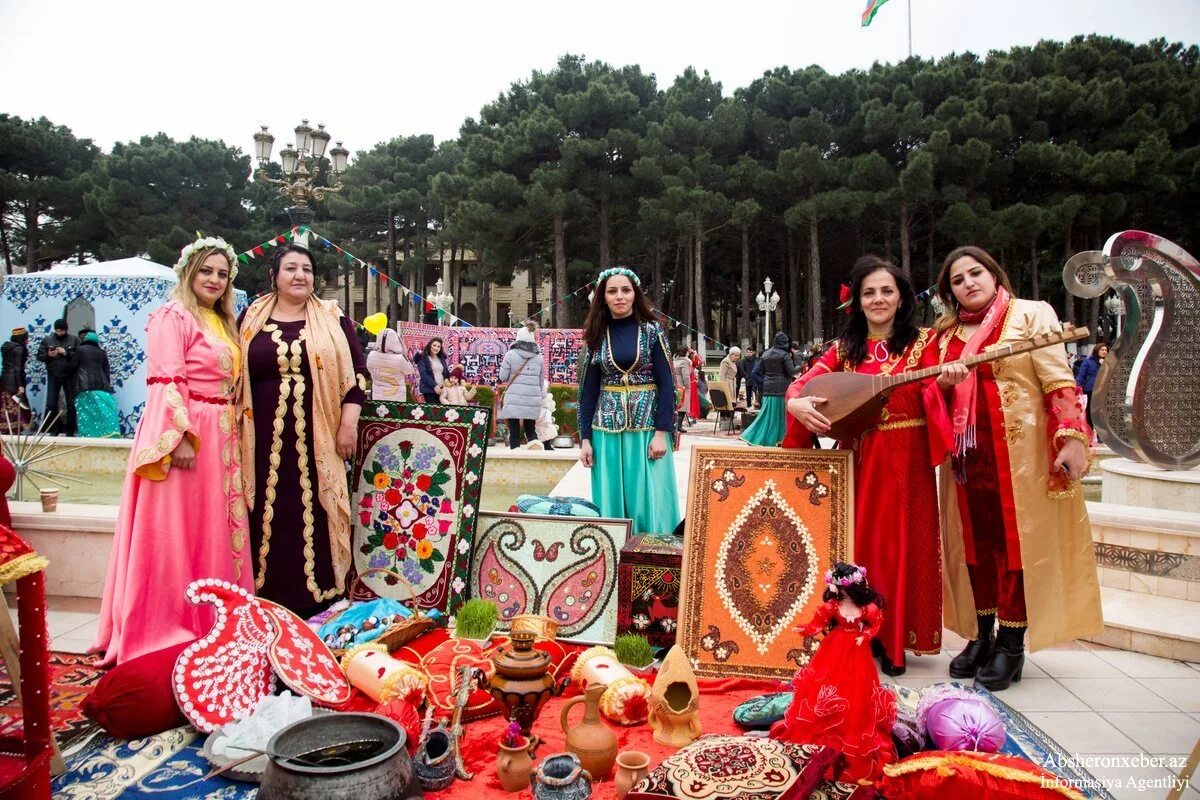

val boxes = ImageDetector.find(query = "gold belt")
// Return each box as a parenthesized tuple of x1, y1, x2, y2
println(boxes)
(602, 383, 656, 392)
(876, 418, 925, 432)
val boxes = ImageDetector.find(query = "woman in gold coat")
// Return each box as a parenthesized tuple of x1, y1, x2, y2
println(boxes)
(929, 246, 1102, 691)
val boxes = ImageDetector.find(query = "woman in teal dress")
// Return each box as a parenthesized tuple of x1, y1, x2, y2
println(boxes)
(577, 267, 680, 536)
(74, 332, 120, 438)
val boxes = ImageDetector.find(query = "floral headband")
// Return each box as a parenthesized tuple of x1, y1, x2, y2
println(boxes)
(175, 235, 239, 281)
(597, 266, 640, 286)
(825, 565, 867, 587)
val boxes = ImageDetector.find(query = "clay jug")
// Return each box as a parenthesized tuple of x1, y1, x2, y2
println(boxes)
(559, 683, 618, 779)
(614, 751, 651, 798)
(496, 734, 539, 792)
(649, 645, 701, 748)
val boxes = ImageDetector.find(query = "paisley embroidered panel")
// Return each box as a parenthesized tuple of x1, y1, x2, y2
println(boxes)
(350, 401, 491, 614)
(679, 446, 854, 680)
(469, 511, 631, 645)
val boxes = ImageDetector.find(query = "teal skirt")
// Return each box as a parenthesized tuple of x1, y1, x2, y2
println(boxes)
(590, 429, 680, 536)
(75, 390, 120, 438)
(740, 394, 787, 447)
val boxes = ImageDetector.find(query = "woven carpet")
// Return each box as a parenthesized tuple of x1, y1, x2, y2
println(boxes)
(0, 652, 103, 756)
(48, 678, 1117, 799)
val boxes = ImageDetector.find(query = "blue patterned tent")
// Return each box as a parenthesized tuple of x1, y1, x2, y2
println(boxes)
(0, 259, 247, 437)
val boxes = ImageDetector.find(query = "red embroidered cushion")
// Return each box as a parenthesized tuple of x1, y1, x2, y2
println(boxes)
(627, 734, 836, 800)
(879, 751, 1087, 800)
(392, 630, 581, 722)
(82, 641, 191, 739)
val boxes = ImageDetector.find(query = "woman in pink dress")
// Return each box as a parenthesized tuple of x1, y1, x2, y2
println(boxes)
(93, 237, 253, 667)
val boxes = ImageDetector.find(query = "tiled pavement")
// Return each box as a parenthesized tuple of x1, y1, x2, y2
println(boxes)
(16, 598, 1200, 799)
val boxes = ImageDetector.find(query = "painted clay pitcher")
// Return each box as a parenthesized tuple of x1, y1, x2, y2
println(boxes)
(497, 734, 539, 792)
(649, 645, 701, 748)
(486, 630, 563, 735)
(614, 750, 651, 799)
(530, 753, 593, 800)
(559, 683, 618, 778)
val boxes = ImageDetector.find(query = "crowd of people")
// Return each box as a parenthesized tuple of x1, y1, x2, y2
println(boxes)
(74, 234, 1099, 696)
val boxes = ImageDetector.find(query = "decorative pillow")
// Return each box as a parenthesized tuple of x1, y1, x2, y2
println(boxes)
(879, 751, 1087, 800)
(627, 734, 835, 800)
(915, 685, 1005, 753)
(732, 692, 792, 730)
(512, 494, 601, 517)
(392, 629, 581, 722)
(82, 640, 191, 739)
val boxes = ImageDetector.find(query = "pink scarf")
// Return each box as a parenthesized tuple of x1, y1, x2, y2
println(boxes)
(950, 286, 1010, 480)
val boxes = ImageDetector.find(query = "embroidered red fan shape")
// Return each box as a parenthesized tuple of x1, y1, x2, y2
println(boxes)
(258, 600, 351, 708)
(172, 580, 276, 733)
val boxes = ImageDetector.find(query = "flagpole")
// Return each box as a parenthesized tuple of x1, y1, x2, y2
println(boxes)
(908, 0, 913, 58)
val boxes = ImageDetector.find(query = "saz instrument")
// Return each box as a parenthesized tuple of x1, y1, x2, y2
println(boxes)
(797, 324, 1089, 441)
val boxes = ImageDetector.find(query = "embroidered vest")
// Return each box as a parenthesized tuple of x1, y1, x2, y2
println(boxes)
(590, 321, 668, 433)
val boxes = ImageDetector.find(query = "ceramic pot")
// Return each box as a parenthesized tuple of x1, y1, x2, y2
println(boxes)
(496, 734, 539, 792)
(614, 751, 651, 798)
(530, 753, 592, 800)
(559, 683, 618, 779)
(649, 645, 701, 748)
(412, 723, 456, 791)
(486, 629, 563, 735)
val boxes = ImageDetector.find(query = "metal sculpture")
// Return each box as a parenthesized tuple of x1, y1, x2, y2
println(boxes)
(1, 410, 92, 501)
(1063, 230, 1200, 470)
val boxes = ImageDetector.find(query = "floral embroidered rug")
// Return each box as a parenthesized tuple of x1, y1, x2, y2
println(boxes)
(349, 400, 491, 614)
(0, 652, 103, 756)
(469, 511, 631, 644)
(679, 445, 854, 680)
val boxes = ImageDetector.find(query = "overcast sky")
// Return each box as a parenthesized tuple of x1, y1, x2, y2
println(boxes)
(2, 0, 1198, 161)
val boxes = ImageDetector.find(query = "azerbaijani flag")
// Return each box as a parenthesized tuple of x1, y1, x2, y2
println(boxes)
(862, 0, 889, 26)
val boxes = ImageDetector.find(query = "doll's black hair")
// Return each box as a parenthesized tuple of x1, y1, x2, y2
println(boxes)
(821, 561, 886, 610)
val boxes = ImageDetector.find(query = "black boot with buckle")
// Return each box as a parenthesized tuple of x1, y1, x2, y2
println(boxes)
(976, 623, 1026, 691)
(948, 613, 995, 679)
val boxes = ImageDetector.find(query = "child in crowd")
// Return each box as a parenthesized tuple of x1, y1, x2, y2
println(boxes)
(437, 365, 477, 405)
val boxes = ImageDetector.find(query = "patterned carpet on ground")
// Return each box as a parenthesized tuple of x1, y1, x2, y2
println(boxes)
(0, 652, 104, 756)
(41, 674, 1116, 800)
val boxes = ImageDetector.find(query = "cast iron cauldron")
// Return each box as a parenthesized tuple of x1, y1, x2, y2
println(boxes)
(258, 712, 416, 800)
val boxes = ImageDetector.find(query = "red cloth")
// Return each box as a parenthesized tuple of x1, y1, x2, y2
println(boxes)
(82, 641, 191, 739)
(769, 601, 897, 785)
(782, 332, 945, 662)
(427, 674, 788, 799)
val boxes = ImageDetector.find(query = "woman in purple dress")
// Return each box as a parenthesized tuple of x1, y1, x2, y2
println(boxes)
(239, 244, 368, 615)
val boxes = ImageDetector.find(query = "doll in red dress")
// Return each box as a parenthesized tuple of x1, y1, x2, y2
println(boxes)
(770, 562, 897, 784)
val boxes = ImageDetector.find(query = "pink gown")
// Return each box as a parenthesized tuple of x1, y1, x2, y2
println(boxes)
(93, 302, 253, 667)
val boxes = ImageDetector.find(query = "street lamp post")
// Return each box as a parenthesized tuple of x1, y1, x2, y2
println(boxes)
(755, 277, 781, 347)
(252, 121, 349, 225)
(430, 278, 455, 326)
(1104, 292, 1126, 339)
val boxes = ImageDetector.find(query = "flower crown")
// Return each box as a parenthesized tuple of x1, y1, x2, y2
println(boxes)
(175, 235, 239, 281)
(596, 266, 640, 286)
(825, 565, 867, 588)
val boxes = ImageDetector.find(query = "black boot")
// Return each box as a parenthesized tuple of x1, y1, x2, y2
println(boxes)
(948, 613, 995, 679)
(976, 624, 1025, 691)
(871, 638, 906, 677)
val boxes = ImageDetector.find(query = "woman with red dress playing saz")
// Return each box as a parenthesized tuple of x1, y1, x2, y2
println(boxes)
(785, 255, 966, 676)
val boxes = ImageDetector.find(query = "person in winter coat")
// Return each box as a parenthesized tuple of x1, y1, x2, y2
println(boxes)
(740, 331, 798, 446)
(737, 347, 759, 407)
(37, 318, 79, 434)
(416, 337, 446, 402)
(1075, 343, 1107, 434)
(498, 321, 546, 449)
(0, 327, 31, 433)
(438, 365, 477, 405)
(366, 328, 416, 401)
(718, 347, 741, 390)
(74, 332, 119, 438)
